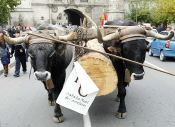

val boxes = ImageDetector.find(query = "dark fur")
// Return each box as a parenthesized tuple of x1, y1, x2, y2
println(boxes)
(105, 19, 137, 26)
(28, 42, 73, 121)
(104, 20, 147, 118)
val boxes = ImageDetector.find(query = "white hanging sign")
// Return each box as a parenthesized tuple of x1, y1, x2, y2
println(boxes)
(56, 62, 99, 115)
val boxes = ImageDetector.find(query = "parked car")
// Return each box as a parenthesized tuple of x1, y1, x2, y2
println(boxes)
(148, 31, 175, 61)
(146, 29, 158, 50)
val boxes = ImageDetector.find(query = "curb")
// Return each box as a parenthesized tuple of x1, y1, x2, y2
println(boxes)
(0, 62, 15, 76)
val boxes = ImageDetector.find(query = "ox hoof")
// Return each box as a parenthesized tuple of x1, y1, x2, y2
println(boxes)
(48, 101, 55, 106)
(115, 112, 127, 119)
(53, 116, 64, 123)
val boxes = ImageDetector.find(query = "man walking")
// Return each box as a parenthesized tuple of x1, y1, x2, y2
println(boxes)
(11, 30, 27, 77)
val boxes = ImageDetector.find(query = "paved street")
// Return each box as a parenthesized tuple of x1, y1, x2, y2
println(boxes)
(0, 53, 175, 127)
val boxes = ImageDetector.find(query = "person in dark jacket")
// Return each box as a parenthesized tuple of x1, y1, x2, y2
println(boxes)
(0, 30, 10, 77)
(11, 30, 27, 77)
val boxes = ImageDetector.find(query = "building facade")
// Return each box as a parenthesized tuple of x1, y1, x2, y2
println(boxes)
(10, 0, 126, 26)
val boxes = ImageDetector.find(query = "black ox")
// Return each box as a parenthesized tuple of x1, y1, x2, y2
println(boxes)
(28, 34, 73, 122)
(48, 18, 173, 119)
(100, 19, 174, 118)
(2, 28, 74, 122)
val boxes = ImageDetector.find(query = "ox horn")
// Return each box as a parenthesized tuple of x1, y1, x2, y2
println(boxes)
(100, 26, 146, 42)
(4, 35, 29, 45)
(146, 30, 174, 40)
(56, 32, 77, 41)
(97, 25, 174, 42)
(101, 30, 120, 42)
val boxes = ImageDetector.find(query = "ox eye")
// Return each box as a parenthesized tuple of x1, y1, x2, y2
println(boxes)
(49, 51, 55, 58)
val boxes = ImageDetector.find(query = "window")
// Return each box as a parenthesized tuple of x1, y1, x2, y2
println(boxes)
(80, 0, 88, 2)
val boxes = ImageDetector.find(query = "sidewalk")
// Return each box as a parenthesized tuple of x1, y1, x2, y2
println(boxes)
(0, 57, 15, 75)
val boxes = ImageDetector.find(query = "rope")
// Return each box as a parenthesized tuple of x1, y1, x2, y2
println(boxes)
(27, 32, 175, 77)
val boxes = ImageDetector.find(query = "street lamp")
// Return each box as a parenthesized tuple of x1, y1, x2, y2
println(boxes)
(131, 0, 138, 23)
(136, 5, 137, 23)
(48, 0, 52, 24)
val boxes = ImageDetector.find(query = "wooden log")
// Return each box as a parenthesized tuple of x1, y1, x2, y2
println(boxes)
(78, 39, 118, 96)
(100, 28, 116, 37)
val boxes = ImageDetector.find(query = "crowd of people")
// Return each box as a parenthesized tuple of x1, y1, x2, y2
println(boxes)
(0, 26, 30, 77)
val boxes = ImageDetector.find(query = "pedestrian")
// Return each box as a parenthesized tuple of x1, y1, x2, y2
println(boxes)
(11, 30, 27, 77)
(0, 30, 11, 77)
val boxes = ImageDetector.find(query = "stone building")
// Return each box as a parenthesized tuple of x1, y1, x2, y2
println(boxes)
(10, 0, 127, 26)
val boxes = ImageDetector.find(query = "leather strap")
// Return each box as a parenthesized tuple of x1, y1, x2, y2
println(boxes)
(45, 79, 54, 89)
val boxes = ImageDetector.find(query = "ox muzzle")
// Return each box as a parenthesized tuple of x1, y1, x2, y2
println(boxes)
(131, 72, 145, 80)
(34, 71, 51, 81)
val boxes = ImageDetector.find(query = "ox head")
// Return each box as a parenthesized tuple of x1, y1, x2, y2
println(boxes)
(27, 37, 68, 81)
(100, 26, 174, 80)
(121, 39, 147, 80)
(28, 41, 54, 81)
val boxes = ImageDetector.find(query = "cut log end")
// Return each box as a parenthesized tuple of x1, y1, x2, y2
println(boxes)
(78, 52, 118, 96)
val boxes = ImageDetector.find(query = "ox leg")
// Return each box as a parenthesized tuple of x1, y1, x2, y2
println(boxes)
(116, 82, 127, 119)
(48, 90, 55, 106)
(53, 103, 64, 123)
(43, 82, 55, 106)
(52, 73, 65, 123)
(52, 85, 64, 123)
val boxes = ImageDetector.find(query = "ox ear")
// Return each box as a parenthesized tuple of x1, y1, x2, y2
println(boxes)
(54, 43, 65, 52)
(107, 46, 121, 53)
(107, 46, 118, 53)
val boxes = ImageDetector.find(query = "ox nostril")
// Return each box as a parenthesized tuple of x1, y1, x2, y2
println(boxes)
(45, 73, 48, 77)
(35, 73, 39, 78)
(34, 71, 51, 81)
(134, 75, 144, 80)
(132, 72, 145, 80)
(34, 73, 41, 80)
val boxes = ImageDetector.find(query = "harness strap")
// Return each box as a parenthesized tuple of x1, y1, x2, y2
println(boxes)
(45, 79, 54, 89)
(121, 37, 146, 43)
(120, 34, 146, 43)
(120, 34, 146, 40)
(29, 39, 53, 45)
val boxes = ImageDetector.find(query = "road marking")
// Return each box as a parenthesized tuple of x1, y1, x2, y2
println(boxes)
(83, 112, 91, 127)
(145, 61, 167, 72)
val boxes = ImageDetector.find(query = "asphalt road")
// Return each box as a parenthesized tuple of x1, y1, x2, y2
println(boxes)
(0, 53, 175, 127)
